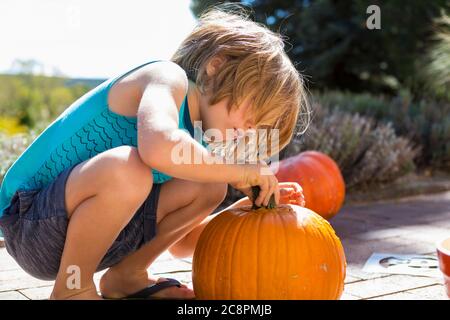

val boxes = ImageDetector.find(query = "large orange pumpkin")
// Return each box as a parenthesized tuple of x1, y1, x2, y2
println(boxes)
(192, 202, 346, 300)
(273, 151, 345, 220)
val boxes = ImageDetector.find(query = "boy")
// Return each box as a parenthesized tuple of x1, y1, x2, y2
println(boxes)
(0, 7, 308, 299)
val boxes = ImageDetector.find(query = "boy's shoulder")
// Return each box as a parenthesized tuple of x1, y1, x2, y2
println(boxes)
(135, 60, 188, 93)
(108, 61, 188, 116)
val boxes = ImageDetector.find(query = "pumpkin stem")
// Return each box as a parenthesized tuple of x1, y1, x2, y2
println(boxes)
(251, 186, 277, 209)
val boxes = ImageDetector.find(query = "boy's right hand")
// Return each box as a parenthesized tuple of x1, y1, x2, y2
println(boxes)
(230, 163, 280, 207)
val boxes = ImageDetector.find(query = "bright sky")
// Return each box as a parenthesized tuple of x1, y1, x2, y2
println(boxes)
(0, 0, 198, 78)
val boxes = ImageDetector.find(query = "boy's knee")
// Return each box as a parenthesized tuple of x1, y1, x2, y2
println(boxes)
(104, 146, 153, 201)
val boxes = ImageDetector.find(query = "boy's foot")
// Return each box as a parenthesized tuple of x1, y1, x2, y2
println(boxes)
(99, 268, 195, 299)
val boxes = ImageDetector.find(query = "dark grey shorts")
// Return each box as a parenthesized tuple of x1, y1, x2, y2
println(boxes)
(0, 164, 161, 281)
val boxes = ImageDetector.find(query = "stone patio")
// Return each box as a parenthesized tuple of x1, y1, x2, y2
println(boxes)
(0, 191, 449, 300)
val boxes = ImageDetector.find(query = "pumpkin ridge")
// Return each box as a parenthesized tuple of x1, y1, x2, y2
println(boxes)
(322, 217, 345, 299)
(303, 211, 314, 299)
(315, 155, 338, 215)
(255, 210, 264, 300)
(274, 151, 345, 219)
(316, 153, 344, 215)
(227, 212, 248, 299)
(278, 208, 290, 299)
(298, 157, 320, 214)
(193, 211, 226, 298)
(205, 211, 231, 295)
(318, 217, 332, 298)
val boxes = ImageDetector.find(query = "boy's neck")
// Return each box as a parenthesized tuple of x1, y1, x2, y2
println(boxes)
(186, 80, 202, 125)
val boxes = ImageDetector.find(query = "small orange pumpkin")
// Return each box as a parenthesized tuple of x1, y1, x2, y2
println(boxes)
(274, 151, 345, 220)
(192, 200, 346, 300)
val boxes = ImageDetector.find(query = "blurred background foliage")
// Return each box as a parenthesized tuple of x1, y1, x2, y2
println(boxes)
(0, 72, 94, 130)
(192, 0, 450, 98)
(0, 62, 96, 183)
(0, 0, 449, 192)
(191, 0, 450, 181)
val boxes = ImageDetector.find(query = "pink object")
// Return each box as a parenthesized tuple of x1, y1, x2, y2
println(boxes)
(436, 237, 450, 298)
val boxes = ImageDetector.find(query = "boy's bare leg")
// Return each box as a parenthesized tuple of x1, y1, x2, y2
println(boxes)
(99, 177, 227, 299)
(50, 145, 226, 299)
(50, 146, 155, 299)
(167, 197, 252, 259)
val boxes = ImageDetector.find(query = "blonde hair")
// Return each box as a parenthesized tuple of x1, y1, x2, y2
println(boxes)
(171, 3, 310, 157)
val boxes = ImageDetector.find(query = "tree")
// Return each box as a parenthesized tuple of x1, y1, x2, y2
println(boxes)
(190, 0, 450, 95)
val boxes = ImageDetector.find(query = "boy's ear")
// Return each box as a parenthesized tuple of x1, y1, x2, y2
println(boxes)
(206, 54, 227, 77)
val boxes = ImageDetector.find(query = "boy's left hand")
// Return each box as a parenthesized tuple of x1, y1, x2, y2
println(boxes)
(278, 182, 306, 207)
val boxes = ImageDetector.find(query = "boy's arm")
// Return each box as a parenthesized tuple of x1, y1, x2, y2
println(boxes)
(135, 62, 278, 206)
(135, 63, 245, 184)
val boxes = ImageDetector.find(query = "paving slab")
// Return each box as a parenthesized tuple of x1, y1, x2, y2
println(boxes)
(344, 274, 362, 284)
(399, 225, 450, 245)
(0, 191, 449, 300)
(344, 275, 440, 299)
(341, 191, 450, 228)
(340, 292, 360, 300)
(0, 290, 29, 300)
(0, 249, 22, 272)
(0, 268, 53, 292)
(341, 236, 437, 267)
(345, 264, 392, 281)
(19, 286, 53, 300)
(368, 284, 448, 300)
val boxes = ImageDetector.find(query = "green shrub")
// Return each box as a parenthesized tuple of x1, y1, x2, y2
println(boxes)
(0, 131, 36, 184)
(282, 104, 419, 189)
(423, 14, 450, 99)
(192, 0, 450, 94)
(0, 116, 28, 135)
(0, 74, 91, 128)
(314, 91, 450, 170)
(221, 104, 419, 209)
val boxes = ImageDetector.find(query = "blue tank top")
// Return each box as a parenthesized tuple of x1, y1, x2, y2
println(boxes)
(0, 59, 198, 216)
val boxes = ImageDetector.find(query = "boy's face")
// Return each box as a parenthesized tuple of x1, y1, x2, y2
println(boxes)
(200, 55, 256, 142)
(201, 94, 256, 143)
